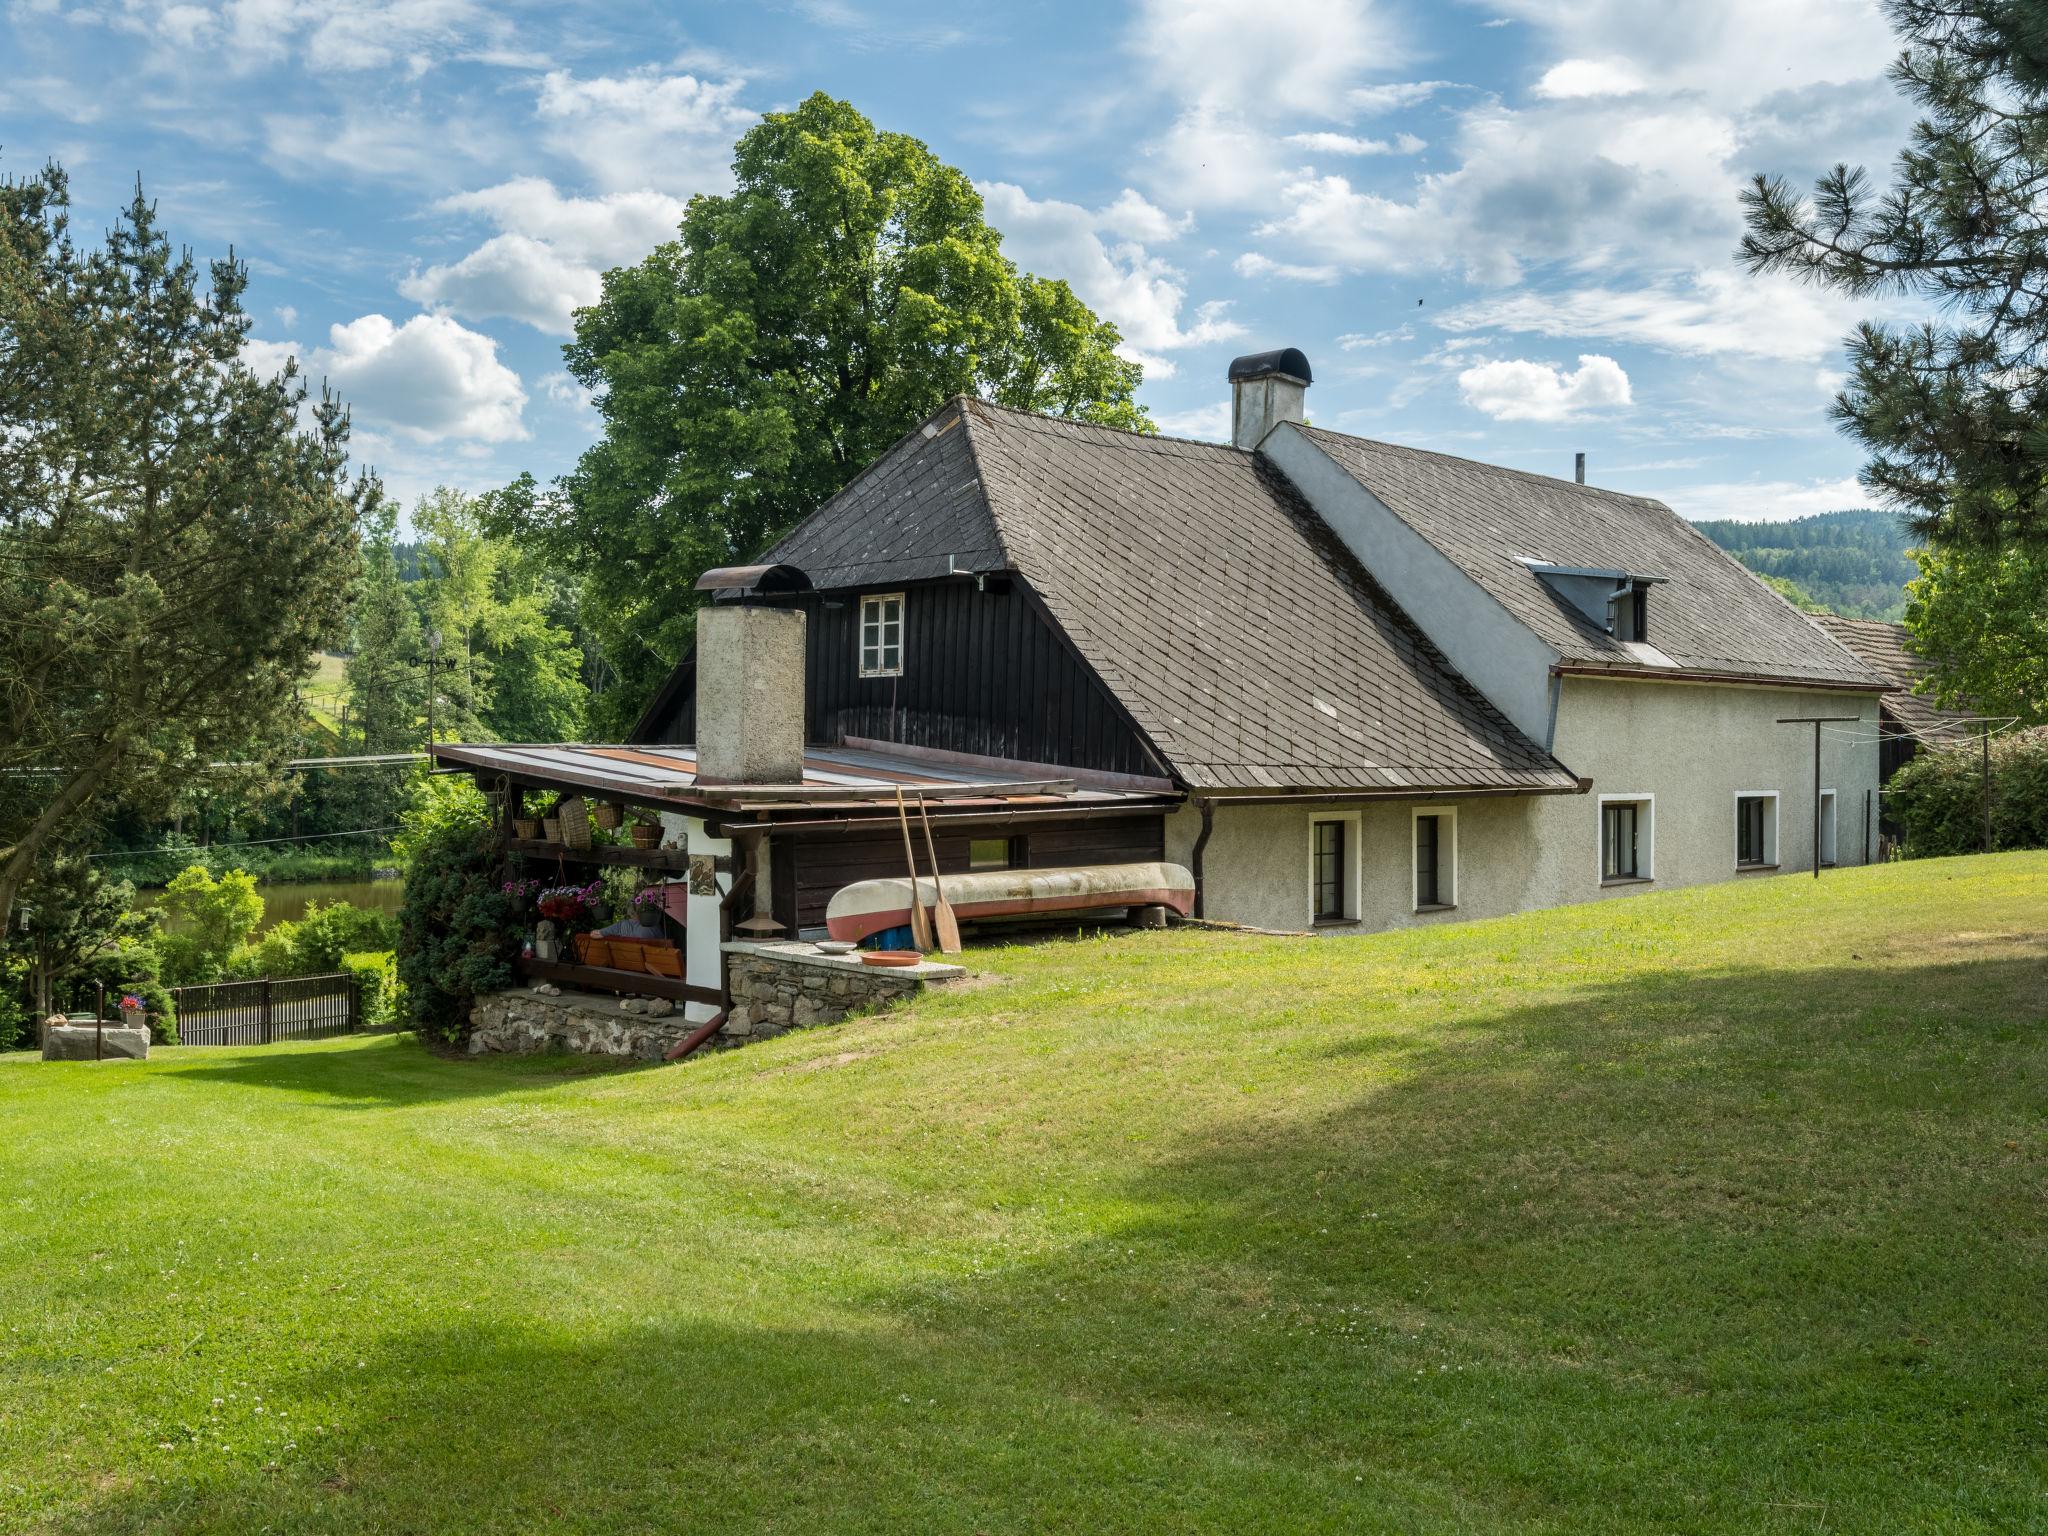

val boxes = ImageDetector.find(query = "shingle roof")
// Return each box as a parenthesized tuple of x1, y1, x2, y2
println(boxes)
(1297, 427, 1888, 689)
(765, 398, 1578, 794)
(1812, 615, 1978, 736)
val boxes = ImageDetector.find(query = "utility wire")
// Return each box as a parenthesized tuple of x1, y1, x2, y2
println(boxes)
(85, 826, 401, 860)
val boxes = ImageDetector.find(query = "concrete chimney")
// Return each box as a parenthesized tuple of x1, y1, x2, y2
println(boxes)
(694, 604, 806, 786)
(1228, 348, 1312, 451)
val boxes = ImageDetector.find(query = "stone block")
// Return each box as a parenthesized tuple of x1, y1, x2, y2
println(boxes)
(42, 1024, 149, 1062)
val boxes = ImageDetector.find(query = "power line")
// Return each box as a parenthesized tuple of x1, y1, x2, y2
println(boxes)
(85, 826, 401, 860)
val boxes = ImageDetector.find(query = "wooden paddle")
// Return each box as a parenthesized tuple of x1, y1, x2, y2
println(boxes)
(893, 787, 935, 952)
(915, 794, 963, 955)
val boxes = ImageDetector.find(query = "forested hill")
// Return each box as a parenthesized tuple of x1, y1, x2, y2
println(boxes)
(1689, 508, 1917, 620)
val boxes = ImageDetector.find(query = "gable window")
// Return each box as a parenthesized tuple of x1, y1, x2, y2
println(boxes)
(1310, 815, 1356, 924)
(1413, 807, 1457, 910)
(1735, 792, 1778, 868)
(1599, 795, 1653, 883)
(859, 593, 904, 677)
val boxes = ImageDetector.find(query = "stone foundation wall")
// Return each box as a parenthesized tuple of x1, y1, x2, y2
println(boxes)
(719, 943, 961, 1043)
(466, 942, 967, 1062)
(468, 990, 692, 1061)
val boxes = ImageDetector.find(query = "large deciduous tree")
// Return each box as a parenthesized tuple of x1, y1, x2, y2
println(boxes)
(1740, 1, 2048, 547)
(1904, 537, 2048, 722)
(0, 167, 372, 932)
(527, 92, 1149, 734)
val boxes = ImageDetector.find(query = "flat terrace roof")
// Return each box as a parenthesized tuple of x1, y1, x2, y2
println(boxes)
(429, 742, 1183, 828)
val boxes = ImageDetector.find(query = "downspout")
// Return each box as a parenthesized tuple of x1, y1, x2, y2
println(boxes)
(665, 1012, 727, 1061)
(1543, 671, 1564, 754)
(1190, 797, 1216, 919)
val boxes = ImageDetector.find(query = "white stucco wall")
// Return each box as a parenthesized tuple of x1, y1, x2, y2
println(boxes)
(1170, 677, 1883, 934)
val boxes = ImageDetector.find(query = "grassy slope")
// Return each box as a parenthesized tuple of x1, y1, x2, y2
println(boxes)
(2, 856, 2043, 1534)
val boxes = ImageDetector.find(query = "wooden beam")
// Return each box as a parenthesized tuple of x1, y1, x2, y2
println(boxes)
(507, 838, 689, 870)
(516, 958, 719, 1006)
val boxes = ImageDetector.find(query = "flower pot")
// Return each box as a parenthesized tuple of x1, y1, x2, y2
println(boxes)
(629, 823, 660, 849)
(120, 1007, 146, 1028)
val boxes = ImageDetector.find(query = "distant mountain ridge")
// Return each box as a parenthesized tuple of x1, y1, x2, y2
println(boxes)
(1689, 508, 1916, 621)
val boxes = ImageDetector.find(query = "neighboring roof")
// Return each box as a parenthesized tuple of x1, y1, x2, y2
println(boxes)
(764, 399, 1579, 795)
(429, 741, 1173, 817)
(1812, 615, 1979, 737)
(1296, 427, 1888, 690)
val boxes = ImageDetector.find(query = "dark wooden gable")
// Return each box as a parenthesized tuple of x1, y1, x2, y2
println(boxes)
(631, 576, 1169, 781)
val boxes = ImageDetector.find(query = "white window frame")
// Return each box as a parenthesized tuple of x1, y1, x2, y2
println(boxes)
(1733, 790, 1780, 869)
(1308, 811, 1361, 926)
(1818, 787, 1838, 867)
(1596, 793, 1654, 884)
(1411, 805, 1458, 911)
(858, 591, 905, 678)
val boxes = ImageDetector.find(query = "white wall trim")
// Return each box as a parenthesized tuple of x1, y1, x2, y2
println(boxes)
(1307, 810, 1362, 924)
(1595, 792, 1655, 883)
(1411, 804, 1458, 910)
(1732, 788, 1781, 868)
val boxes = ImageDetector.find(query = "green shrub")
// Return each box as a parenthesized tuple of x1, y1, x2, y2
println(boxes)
(155, 866, 264, 982)
(395, 808, 514, 1044)
(1889, 729, 2048, 856)
(340, 950, 404, 1030)
(225, 923, 303, 981)
(294, 901, 398, 971)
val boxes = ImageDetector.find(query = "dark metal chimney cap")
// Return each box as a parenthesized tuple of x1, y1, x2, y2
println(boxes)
(1227, 348, 1312, 386)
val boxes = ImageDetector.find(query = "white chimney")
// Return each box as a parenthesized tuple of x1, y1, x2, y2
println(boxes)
(694, 604, 806, 785)
(1229, 348, 1312, 451)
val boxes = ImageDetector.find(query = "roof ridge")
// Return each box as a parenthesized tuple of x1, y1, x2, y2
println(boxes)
(959, 394, 1248, 456)
(1299, 422, 1670, 511)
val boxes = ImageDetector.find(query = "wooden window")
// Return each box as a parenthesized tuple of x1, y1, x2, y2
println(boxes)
(969, 836, 1018, 870)
(1601, 800, 1644, 880)
(1311, 818, 1347, 922)
(1414, 809, 1454, 909)
(859, 592, 904, 677)
(1728, 798, 1777, 872)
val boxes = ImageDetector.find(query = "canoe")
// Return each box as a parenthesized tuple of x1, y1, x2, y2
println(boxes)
(825, 861, 1195, 944)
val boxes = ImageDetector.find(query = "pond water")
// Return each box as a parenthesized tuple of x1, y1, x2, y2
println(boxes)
(137, 877, 405, 934)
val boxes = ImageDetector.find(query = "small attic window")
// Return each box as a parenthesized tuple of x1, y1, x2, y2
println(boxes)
(859, 592, 904, 677)
(1612, 582, 1648, 643)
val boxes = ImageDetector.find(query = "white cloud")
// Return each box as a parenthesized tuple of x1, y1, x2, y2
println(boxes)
(91, 0, 500, 75)
(1668, 475, 1870, 523)
(1152, 401, 1233, 442)
(535, 68, 755, 195)
(979, 182, 1245, 363)
(1347, 80, 1451, 114)
(1235, 251, 1342, 284)
(1437, 269, 1868, 363)
(1095, 188, 1192, 245)
(1284, 131, 1426, 156)
(1532, 58, 1646, 99)
(402, 178, 685, 335)
(264, 313, 527, 443)
(1457, 353, 1631, 421)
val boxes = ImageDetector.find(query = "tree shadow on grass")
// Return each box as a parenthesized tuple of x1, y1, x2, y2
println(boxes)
(57, 949, 2048, 1534)
(162, 1032, 658, 1109)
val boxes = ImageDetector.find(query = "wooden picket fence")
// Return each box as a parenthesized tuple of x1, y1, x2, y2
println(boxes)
(168, 972, 361, 1047)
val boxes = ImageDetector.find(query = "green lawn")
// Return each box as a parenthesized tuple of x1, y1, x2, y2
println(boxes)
(3, 855, 2044, 1534)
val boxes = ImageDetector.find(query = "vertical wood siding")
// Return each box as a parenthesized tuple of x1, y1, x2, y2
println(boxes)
(635, 581, 1163, 780)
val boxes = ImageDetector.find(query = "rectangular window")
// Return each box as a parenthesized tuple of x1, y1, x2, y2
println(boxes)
(1736, 794, 1774, 867)
(1818, 789, 1838, 867)
(1312, 819, 1347, 922)
(859, 592, 904, 677)
(969, 836, 1018, 871)
(1413, 809, 1455, 909)
(1601, 800, 1647, 881)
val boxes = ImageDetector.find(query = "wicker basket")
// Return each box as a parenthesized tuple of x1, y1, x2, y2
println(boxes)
(591, 801, 623, 831)
(557, 796, 592, 850)
(513, 817, 540, 840)
(541, 816, 561, 842)
(629, 822, 660, 849)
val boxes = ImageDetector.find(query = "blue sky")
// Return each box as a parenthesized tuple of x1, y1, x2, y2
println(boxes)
(1, 0, 1920, 524)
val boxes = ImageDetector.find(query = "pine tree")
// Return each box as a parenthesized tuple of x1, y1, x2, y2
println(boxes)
(1741, 1, 2048, 547)
(346, 501, 425, 753)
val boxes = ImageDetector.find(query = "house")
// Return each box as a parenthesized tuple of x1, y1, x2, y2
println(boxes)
(1811, 613, 1980, 781)
(436, 348, 1890, 1030)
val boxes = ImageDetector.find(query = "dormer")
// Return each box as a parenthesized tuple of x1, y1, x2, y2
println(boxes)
(1515, 559, 1667, 646)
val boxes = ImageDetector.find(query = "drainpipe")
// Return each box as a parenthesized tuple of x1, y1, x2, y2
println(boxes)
(664, 1012, 727, 1061)
(1190, 798, 1216, 918)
